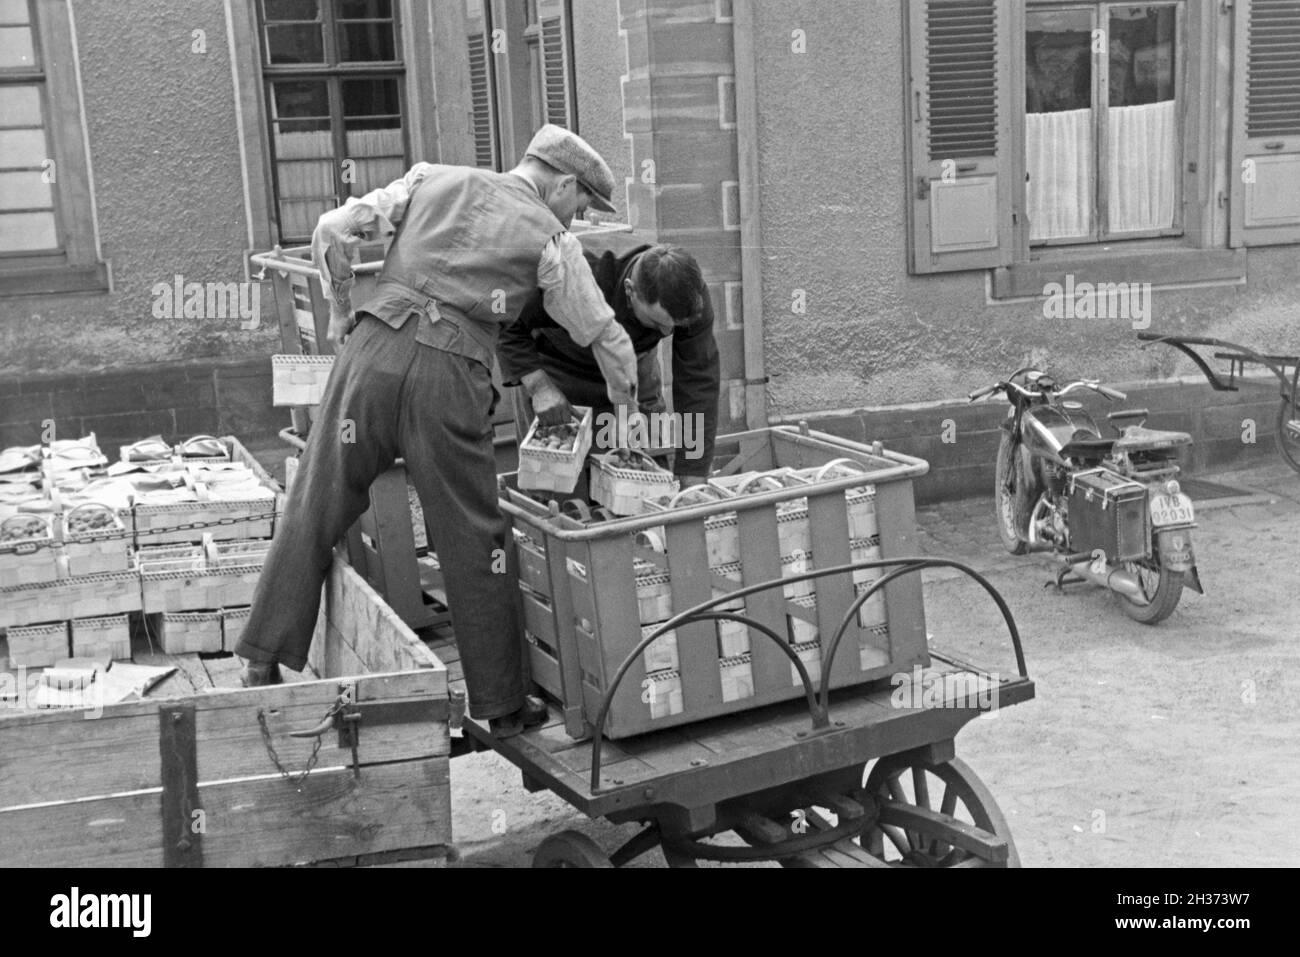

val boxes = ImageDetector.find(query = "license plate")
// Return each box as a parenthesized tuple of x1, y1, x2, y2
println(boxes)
(1150, 492, 1194, 527)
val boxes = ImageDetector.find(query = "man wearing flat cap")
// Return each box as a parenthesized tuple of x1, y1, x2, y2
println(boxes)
(236, 126, 640, 738)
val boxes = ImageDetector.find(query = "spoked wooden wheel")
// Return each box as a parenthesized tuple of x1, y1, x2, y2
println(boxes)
(861, 755, 1020, 868)
(531, 830, 614, 868)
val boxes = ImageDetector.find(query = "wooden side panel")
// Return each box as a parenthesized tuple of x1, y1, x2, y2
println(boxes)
(320, 559, 444, 679)
(806, 490, 858, 687)
(736, 506, 789, 691)
(663, 520, 722, 716)
(873, 480, 929, 669)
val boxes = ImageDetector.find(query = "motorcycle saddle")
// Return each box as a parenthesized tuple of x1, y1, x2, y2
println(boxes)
(1060, 430, 1115, 460)
(1113, 425, 1193, 452)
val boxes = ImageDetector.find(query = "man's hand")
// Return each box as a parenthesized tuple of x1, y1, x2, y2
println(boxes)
(523, 370, 573, 427)
(328, 300, 357, 348)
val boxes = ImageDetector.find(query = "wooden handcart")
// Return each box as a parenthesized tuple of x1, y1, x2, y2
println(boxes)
(437, 556, 1032, 868)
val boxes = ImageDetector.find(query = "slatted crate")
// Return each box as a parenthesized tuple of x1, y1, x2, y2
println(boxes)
(132, 436, 282, 545)
(69, 614, 132, 660)
(500, 426, 930, 739)
(0, 555, 451, 868)
(5, 621, 70, 668)
(0, 570, 143, 630)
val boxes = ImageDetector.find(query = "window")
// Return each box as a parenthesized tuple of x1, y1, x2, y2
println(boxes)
(465, 0, 576, 172)
(1026, 3, 1183, 244)
(904, 0, 1300, 279)
(0, 0, 106, 295)
(258, 0, 409, 243)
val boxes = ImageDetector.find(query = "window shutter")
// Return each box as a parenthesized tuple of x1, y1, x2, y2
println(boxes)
(905, 0, 1022, 274)
(1230, 0, 1300, 247)
(467, 31, 497, 168)
(538, 0, 574, 129)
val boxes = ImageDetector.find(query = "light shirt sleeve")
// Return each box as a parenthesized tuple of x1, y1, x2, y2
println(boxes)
(537, 232, 638, 407)
(311, 162, 437, 309)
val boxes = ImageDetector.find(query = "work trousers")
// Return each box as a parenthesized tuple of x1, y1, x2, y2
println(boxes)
(235, 313, 526, 719)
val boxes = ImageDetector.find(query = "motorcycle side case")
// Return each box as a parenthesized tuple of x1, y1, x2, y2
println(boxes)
(1068, 469, 1149, 563)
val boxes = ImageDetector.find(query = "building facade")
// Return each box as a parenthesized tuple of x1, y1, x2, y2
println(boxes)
(2, 0, 1297, 498)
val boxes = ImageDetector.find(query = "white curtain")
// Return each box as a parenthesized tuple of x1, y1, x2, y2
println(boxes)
(1107, 100, 1176, 233)
(274, 129, 405, 238)
(1027, 108, 1093, 242)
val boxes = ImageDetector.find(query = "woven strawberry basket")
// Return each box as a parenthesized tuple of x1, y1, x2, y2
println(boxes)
(0, 513, 60, 588)
(588, 449, 678, 516)
(517, 407, 594, 494)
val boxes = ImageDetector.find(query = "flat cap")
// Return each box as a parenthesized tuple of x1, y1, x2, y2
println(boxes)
(525, 124, 616, 213)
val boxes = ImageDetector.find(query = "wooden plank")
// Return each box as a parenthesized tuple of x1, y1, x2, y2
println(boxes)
(0, 791, 163, 867)
(201, 654, 245, 689)
(736, 506, 789, 693)
(663, 520, 722, 722)
(324, 560, 444, 678)
(806, 491, 858, 688)
(197, 758, 451, 868)
(0, 672, 446, 809)
(872, 481, 929, 666)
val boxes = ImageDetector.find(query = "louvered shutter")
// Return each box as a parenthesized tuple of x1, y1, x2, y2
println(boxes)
(905, 0, 1022, 274)
(1230, 0, 1300, 246)
(467, 31, 497, 169)
(538, 0, 574, 129)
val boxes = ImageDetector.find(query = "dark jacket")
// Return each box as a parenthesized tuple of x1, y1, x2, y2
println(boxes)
(497, 244, 720, 477)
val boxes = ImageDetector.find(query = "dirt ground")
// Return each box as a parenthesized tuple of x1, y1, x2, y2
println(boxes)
(446, 461, 1300, 867)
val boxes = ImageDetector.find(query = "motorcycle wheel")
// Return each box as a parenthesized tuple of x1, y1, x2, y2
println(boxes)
(1117, 559, 1184, 624)
(994, 432, 1034, 556)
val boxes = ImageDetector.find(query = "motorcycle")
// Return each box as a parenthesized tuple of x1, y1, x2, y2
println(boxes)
(969, 368, 1202, 623)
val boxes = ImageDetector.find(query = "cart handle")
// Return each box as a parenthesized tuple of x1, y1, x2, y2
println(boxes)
(1139, 333, 1299, 396)
(588, 555, 1030, 793)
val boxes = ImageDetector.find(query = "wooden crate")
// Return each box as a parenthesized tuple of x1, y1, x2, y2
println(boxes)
(70, 614, 132, 660)
(5, 621, 69, 668)
(0, 569, 143, 630)
(0, 555, 450, 868)
(155, 611, 224, 654)
(0, 514, 61, 588)
(500, 426, 930, 739)
(272, 354, 335, 407)
(132, 436, 282, 545)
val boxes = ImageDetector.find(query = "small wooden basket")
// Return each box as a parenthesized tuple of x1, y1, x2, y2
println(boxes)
(58, 502, 132, 577)
(517, 407, 594, 494)
(0, 513, 60, 588)
(588, 449, 678, 516)
(70, 614, 132, 660)
(6, 620, 70, 668)
(155, 610, 224, 654)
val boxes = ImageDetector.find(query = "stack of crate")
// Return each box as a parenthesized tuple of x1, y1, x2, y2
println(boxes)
(0, 434, 282, 666)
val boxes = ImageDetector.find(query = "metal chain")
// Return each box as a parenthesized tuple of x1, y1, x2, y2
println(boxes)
(257, 696, 348, 789)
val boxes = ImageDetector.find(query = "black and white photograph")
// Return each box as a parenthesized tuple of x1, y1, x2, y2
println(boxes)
(0, 0, 1295, 910)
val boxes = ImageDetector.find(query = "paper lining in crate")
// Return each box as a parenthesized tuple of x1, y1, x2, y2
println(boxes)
(70, 614, 132, 660)
(517, 406, 593, 494)
(57, 502, 132, 577)
(152, 610, 223, 654)
(4, 620, 70, 668)
(272, 354, 335, 407)
(588, 449, 678, 516)
(221, 605, 251, 651)
(0, 512, 61, 588)
(0, 569, 142, 630)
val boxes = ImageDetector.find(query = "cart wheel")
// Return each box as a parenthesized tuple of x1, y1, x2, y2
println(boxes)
(532, 830, 615, 868)
(860, 756, 1020, 868)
